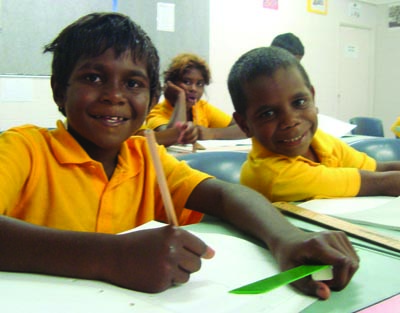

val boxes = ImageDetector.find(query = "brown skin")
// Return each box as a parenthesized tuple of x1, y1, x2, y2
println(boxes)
(153, 68, 246, 146)
(234, 67, 319, 160)
(234, 66, 400, 197)
(0, 179, 358, 297)
(0, 50, 359, 298)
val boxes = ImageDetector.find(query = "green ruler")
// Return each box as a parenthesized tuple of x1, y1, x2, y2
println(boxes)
(229, 264, 330, 295)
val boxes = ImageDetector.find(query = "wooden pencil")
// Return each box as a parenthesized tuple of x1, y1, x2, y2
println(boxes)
(145, 129, 179, 226)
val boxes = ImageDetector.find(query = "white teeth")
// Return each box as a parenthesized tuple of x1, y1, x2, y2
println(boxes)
(95, 115, 124, 121)
(283, 135, 302, 143)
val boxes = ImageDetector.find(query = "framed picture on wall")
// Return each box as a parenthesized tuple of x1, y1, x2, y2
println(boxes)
(307, 0, 328, 15)
(388, 4, 400, 28)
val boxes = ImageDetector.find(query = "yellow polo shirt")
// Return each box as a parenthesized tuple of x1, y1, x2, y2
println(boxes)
(241, 129, 377, 202)
(0, 121, 210, 233)
(146, 99, 232, 129)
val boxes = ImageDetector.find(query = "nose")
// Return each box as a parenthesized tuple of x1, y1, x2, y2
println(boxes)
(101, 81, 126, 105)
(186, 82, 198, 92)
(279, 107, 299, 129)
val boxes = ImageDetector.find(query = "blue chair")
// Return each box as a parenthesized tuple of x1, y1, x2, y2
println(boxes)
(348, 138, 400, 162)
(176, 151, 248, 184)
(349, 117, 384, 137)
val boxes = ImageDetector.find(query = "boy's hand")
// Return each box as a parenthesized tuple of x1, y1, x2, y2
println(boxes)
(272, 230, 359, 300)
(102, 225, 214, 293)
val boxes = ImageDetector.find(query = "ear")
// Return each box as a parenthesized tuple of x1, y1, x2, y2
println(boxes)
(310, 85, 316, 99)
(310, 85, 318, 113)
(233, 112, 252, 138)
(51, 76, 67, 115)
(51, 76, 65, 106)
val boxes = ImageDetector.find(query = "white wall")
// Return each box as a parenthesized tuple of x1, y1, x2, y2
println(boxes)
(1, 0, 399, 137)
(208, 0, 383, 129)
(0, 76, 59, 130)
(374, 4, 400, 136)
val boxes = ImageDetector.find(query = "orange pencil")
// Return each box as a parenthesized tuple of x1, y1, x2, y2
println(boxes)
(145, 130, 179, 226)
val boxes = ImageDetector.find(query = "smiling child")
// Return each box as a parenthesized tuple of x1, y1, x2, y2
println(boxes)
(0, 14, 359, 298)
(229, 46, 400, 202)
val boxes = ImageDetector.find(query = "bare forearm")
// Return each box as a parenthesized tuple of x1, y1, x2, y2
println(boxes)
(154, 127, 181, 147)
(0, 216, 110, 280)
(166, 96, 186, 128)
(376, 161, 400, 172)
(187, 180, 302, 254)
(187, 179, 359, 299)
(198, 124, 246, 140)
(0, 216, 214, 293)
(358, 170, 400, 196)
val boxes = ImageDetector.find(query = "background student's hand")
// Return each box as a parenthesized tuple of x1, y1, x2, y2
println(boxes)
(164, 81, 186, 105)
(272, 230, 359, 300)
(176, 121, 199, 144)
(101, 225, 214, 293)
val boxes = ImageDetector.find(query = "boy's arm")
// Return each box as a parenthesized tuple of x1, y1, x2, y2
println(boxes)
(186, 178, 359, 300)
(163, 81, 187, 128)
(358, 169, 400, 196)
(0, 215, 213, 293)
(375, 161, 400, 172)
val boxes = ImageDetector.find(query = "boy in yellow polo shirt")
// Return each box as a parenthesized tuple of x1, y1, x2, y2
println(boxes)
(229, 46, 400, 202)
(0, 13, 358, 299)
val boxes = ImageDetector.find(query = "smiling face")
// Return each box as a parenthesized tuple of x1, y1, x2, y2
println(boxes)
(234, 66, 318, 158)
(177, 68, 205, 110)
(54, 48, 150, 156)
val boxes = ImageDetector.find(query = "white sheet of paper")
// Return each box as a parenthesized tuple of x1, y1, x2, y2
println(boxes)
(317, 114, 356, 138)
(299, 196, 400, 230)
(157, 2, 175, 32)
(0, 221, 317, 313)
(196, 138, 252, 149)
(128, 230, 316, 313)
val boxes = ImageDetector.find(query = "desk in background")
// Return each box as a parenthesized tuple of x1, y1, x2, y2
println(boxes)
(167, 138, 252, 156)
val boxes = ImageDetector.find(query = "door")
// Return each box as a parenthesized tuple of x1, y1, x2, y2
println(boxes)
(337, 25, 374, 122)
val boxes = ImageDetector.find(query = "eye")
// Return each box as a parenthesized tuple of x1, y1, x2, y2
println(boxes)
(293, 98, 308, 108)
(127, 79, 140, 89)
(85, 73, 101, 83)
(196, 81, 205, 87)
(182, 79, 191, 86)
(259, 109, 275, 120)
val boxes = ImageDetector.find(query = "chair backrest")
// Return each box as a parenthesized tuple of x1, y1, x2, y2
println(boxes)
(176, 151, 248, 183)
(348, 138, 400, 162)
(349, 117, 384, 137)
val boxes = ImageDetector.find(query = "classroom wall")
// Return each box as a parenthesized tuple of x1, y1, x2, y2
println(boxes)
(208, 0, 381, 130)
(1, 0, 399, 136)
(0, 0, 209, 130)
(374, 3, 400, 137)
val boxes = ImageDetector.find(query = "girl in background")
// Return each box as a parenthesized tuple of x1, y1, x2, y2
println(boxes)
(146, 53, 245, 147)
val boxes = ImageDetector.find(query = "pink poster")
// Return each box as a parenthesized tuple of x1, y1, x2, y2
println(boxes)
(263, 0, 278, 10)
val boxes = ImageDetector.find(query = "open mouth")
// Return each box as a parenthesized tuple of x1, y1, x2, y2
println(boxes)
(187, 95, 197, 103)
(282, 134, 303, 143)
(93, 115, 128, 126)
